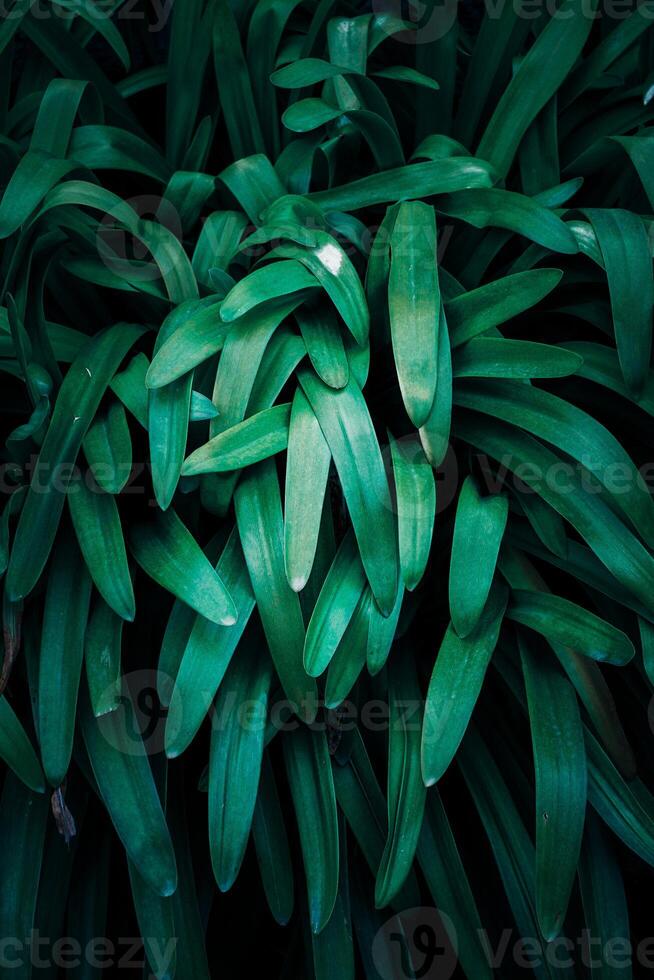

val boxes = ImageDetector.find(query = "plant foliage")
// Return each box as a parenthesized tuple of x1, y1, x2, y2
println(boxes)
(1, 0, 654, 975)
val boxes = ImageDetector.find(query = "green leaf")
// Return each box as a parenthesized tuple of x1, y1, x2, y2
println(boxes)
(458, 728, 552, 969)
(308, 158, 494, 212)
(586, 728, 654, 868)
(148, 305, 194, 511)
(563, 5, 654, 106)
(129, 509, 237, 626)
(283, 725, 339, 933)
(147, 300, 293, 389)
(84, 596, 123, 718)
(453, 0, 528, 149)
(331, 728, 386, 875)
(110, 352, 150, 428)
(6, 323, 144, 601)
(583, 208, 654, 399)
(519, 632, 587, 942)
(182, 403, 291, 475)
(422, 584, 507, 786)
(389, 432, 435, 591)
(271, 238, 369, 346)
(157, 597, 197, 709)
(500, 541, 637, 781)
(299, 369, 398, 615)
(83, 401, 132, 494)
(613, 133, 654, 212)
(324, 589, 371, 708)
(57, 3, 130, 71)
(235, 459, 317, 719)
(0, 0, 35, 58)
(455, 379, 654, 550)
(516, 491, 568, 561)
(252, 751, 295, 925)
(29, 77, 95, 154)
(295, 304, 350, 389)
(0, 152, 78, 239)
(417, 789, 492, 980)
(69, 125, 170, 182)
(449, 477, 507, 637)
(453, 338, 583, 379)
(304, 530, 366, 677)
(189, 391, 219, 421)
(564, 340, 654, 413)
(248, 325, 306, 411)
(68, 476, 135, 622)
(640, 617, 654, 688)
(388, 201, 440, 426)
(21, 14, 140, 133)
(446, 268, 563, 348)
(367, 584, 404, 676)
(220, 260, 317, 321)
(80, 684, 177, 897)
(209, 637, 271, 891)
(192, 210, 248, 285)
(284, 387, 332, 591)
(271, 58, 350, 88)
(244, 0, 304, 154)
(476, 0, 595, 177)
(166, 0, 211, 169)
(40, 182, 198, 302)
(39, 528, 92, 787)
(201, 305, 299, 516)
(218, 154, 286, 224)
(437, 188, 578, 253)
(375, 655, 426, 908)
(578, 810, 632, 980)
(312, 817, 355, 980)
(0, 773, 49, 980)
(127, 859, 176, 980)
(145, 299, 225, 388)
(165, 529, 255, 758)
(212, 0, 264, 159)
(283, 98, 344, 132)
(373, 66, 440, 90)
(418, 308, 452, 467)
(0, 696, 45, 793)
(508, 590, 635, 666)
